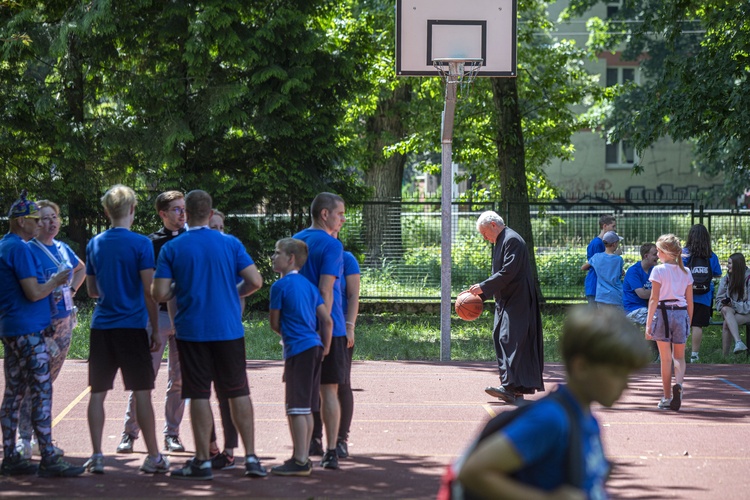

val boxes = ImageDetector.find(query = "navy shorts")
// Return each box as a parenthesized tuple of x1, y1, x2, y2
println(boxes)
(284, 346, 323, 415)
(89, 328, 154, 393)
(176, 337, 249, 400)
(320, 336, 348, 385)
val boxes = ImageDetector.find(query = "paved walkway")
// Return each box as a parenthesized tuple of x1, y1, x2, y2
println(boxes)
(1, 359, 749, 498)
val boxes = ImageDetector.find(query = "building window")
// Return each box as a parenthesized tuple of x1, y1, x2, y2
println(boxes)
(607, 1, 621, 18)
(605, 66, 637, 169)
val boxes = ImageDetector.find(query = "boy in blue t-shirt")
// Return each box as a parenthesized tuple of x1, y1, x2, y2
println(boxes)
(457, 306, 651, 498)
(584, 215, 617, 304)
(582, 231, 624, 307)
(269, 238, 332, 476)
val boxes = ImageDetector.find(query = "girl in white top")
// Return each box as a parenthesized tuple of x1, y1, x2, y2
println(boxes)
(714, 252, 750, 355)
(645, 234, 693, 411)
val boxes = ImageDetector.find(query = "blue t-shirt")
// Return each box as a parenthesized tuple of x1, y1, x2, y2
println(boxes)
(156, 227, 253, 342)
(681, 250, 722, 307)
(341, 251, 361, 317)
(293, 228, 346, 338)
(270, 272, 324, 359)
(623, 262, 652, 313)
(29, 238, 80, 319)
(503, 386, 609, 499)
(0, 233, 51, 337)
(585, 237, 605, 297)
(589, 252, 623, 306)
(86, 227, 154, 330)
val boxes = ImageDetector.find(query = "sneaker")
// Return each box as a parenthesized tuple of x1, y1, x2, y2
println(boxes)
(170, 458, 213, 481)
(140, 454, 170, 474)
(320, 450, 339, 470)
(164, 435, 185, 453)
(670, 384, 683, 411)
(84, 455, 104, 474)
(1, 454, 38, 476)
(31, 439, 65, 457)
(15, 439, 32, 460)
(734, 340, 748, 354)
(657, 397, 671, 410)
(116, 434, 134, 454)
(309, 437, 324, 457)
(484, 386, 517, 405)
(211, 451, 236, 470)
(37, 456, 85, 478)
(271, 458, 313, 477)
(690, 353, 699, 362)
(244, 454, 268, 477)
(335, 440, 349, 459)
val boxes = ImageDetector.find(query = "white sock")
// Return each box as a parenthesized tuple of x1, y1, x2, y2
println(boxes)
(691, 351, 699, 357)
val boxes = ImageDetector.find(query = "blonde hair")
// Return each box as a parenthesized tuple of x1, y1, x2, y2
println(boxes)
(101, 185, 136, 219)
(656, 234, 688, 274)
(561, 305, 651, 371)
(276, 238, 309, 269)
(36, 200, 61, 215)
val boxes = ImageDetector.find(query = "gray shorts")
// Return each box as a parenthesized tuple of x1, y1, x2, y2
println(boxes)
(651, 308, 689, 344)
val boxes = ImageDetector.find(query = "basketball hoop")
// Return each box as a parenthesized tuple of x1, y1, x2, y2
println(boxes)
(432, 57, 483, 95)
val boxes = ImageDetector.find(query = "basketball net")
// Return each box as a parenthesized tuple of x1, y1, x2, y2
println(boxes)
(432, 57, 483, 96)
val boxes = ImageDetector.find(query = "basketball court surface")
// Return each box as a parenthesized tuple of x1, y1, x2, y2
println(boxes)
(1, 359, 748, 498)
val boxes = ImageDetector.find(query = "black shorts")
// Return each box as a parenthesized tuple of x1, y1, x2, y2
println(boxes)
(177, 337, 249, 400)
(89, 328, 154, 393)
(320, 336, 348, 385)
(341, 345, 354, 386)
(284, 346, 323, 415)
(691, 303, 713, 327)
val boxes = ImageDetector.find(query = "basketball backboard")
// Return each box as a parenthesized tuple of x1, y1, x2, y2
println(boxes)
(396, 0, 517, 77)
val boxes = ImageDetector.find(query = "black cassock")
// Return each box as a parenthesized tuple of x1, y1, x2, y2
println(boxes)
(479, 227, 545, 394)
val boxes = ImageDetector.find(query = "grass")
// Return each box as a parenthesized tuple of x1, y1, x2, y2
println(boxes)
(2, 303, 748, 365)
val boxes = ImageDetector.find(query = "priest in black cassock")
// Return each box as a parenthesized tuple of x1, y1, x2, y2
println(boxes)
(468, 211, 545, 405)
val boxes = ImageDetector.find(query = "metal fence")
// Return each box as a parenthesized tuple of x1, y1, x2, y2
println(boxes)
(330, 199, 750, 302)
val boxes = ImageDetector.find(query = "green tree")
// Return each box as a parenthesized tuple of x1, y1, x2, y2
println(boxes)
(565, 0, 749, 195)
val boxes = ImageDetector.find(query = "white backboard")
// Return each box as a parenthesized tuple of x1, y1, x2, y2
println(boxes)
(396, 0, 517, 77)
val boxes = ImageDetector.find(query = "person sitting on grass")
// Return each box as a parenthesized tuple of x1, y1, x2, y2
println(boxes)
(269, 238, 332, 476)
(456, 305, 651, 498)
(714, 253, 750, 356)
(581, 231, 624, 308)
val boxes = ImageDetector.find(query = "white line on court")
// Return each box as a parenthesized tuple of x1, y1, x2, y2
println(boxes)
(718, 378, 750, 395)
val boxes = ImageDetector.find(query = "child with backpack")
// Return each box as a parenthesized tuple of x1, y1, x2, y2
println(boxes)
(682, 224, 722, 362)
(646, 234, 693, 411)
(445, 306, 651, 499)
(714, 253, 750, 355)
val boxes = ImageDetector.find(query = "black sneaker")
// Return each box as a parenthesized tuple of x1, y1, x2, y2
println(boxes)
(116, 434, 134, 454)
(244, 454, 267, 477)
(37, 456, 85, 478)
(335, 440, 349, 459)
(1, 454, 38, 476)
(309, 437, 324, 457)
(211, 451, 236, 470)
(321, 450, 339, 470)
(485, 386, 517, 405)
(670, 383, 683, 411)
(170, 458, 213, 481)
(271, 458, 313, 477)
(164, 435, 185, 453)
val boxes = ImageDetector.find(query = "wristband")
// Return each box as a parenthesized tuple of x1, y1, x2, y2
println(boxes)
(346, 321, 355, 326)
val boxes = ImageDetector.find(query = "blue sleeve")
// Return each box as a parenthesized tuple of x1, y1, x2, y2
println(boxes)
(269, 280, 282, 311)
(85, 239, 95, 276)
(623, 266, 641, 292)
(503, 400, 568, 466)
(139, 237, 155, 271)
(320, 239, 344, 277)
(343, 252, 360, 277)
(12, 244, 39, 281)
(587, 238, 604, 259)
(154, 245, 173, 279)
(231, 235, 253, 274)
(711, 253, 722, 277)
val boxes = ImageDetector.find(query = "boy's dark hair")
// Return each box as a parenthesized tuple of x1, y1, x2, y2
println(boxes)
(185, 190, 212, 221)
(276, 238, 309, 269)
(155, 190, 184, 213)
(639, 243, 656, 259)
(310, 192, 344, 221)
(598, 214, 616, 228)
(685, 224, 712, 258)
(561, 305, 651, 371)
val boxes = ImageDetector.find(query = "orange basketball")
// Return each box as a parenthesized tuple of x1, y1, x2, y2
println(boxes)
(455, 291, 484, 321)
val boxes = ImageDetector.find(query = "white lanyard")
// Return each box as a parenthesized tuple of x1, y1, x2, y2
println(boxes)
(30, 238, 71, 269)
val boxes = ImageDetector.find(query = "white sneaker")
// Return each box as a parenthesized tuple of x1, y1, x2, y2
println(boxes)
(690, 353, 699, 362)
(15, 439, 32, 459)
(734, 340, 748, 354)
(657, 398, 672, 410)
(31, 439, 65, 457)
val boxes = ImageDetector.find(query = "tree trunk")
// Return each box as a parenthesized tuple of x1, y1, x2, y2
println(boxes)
(362, 84, 411, 267)
(491, 78, 543, 300)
